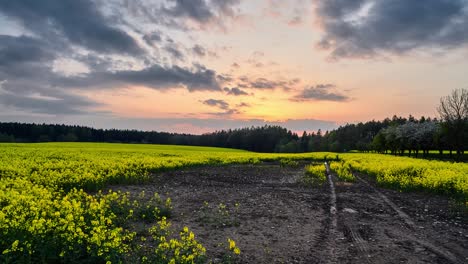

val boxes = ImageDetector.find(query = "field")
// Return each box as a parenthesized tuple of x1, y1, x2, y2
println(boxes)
(0, 143, 467, 263)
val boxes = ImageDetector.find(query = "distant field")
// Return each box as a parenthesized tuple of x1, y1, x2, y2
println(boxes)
(350, 149, 468, 162)
(0, 143, 466, 263)
(339, 153, 468, 200)
(0, 142, 331, 191)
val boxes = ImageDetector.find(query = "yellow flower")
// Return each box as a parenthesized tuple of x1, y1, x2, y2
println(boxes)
(228, 238, 236, 250)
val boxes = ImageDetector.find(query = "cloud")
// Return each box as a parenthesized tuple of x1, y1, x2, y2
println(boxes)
(236, 102, 250, 108)
(202, 99, 230, 110)
(143, 31, 163, 46)
(201, 98, 246, 116)
(223, 87, 249, 96)
(288, 15, 302, 26)
(123, 0, 242, 30)
(164, 45, 185, 61)
(238, 77, 300, 91)
(0, 34, 100, 115)
(0, 79, 100, 115)
(0, 35, 58, 81)
(264, 0, 311, 27)
(0, 0, 143, 55)
(0, 34, 222, 115)
(192, 44, 206, 57)
(315, 0, 468, 59)
(0, 35, 54, 66)
(63, 64, 222, 92)
(248, 78, 277, 89)
(292, 84, 350, 102)
(210, 0, 241, 17)
(164, 0, 217, 23)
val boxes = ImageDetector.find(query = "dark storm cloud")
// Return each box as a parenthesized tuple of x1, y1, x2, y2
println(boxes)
(0, 0, 143, 55)
(292, 84, 350, 102)
(316, 0, 468, 59)
(223, 87, 248, 96)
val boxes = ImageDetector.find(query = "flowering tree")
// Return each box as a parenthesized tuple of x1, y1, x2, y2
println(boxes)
(438, 88, 468, 159)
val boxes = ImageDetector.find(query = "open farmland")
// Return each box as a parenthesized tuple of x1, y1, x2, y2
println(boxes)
(0, 143, 467, 263)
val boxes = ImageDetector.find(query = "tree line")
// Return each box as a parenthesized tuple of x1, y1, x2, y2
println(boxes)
(0, 89, 466, 159)
(0, 123, 300, 153)
(0, 116, 439, 153)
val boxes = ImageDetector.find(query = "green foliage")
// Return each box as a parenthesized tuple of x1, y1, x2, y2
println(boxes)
(330, 161, 355, 182)
(0, 143, 331, 192)
(0, 133, 15, 142)
(342, 153, 468, 202)
(0, 143, 331, 262)
(1, 142, 466, 262)
(0, 179, 135, 264)
(103, 191, 172, 225)
(143, 218, 207, 264)
(301, 164, 327, 186)
(222, 238, 241, 264)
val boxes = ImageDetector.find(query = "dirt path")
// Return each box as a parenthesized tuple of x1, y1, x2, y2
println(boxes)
(332, 171, 467, 264)
(110, 162, 467, 263)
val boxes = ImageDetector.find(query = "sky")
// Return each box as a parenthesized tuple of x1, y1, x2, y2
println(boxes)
(0, 0, 468, 134)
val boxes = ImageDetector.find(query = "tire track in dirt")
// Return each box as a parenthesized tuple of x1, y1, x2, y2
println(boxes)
(111, 163, 466, 263)
(325, 162, 338, 264)
(354, 174, 415, 228)
(353, 174, 461, 264)
(326, 162, 373, 264)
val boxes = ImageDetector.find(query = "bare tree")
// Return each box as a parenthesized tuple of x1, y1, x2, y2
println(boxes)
(437, 88, 468, 159)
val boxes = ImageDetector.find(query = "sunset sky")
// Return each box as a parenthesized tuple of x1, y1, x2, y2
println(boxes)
(1, 0, 468, 134)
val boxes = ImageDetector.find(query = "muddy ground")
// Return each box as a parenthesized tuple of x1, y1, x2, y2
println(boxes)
(110, 162, 468, 263)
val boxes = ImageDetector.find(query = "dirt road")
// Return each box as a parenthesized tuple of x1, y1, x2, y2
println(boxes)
(113, 162, 467, 263)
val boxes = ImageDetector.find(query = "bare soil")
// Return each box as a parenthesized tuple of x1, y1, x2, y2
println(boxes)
(110, 162, 468, 263)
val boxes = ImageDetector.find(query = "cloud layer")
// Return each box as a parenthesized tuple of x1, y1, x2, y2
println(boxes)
(292, 84, 350, 102)
(0, 0, 235, 115)
(0, 0, 143, 55)
(315, 0, 468, 59)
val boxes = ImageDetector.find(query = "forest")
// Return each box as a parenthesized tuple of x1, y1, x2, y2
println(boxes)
(1, 89, 467, 159)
